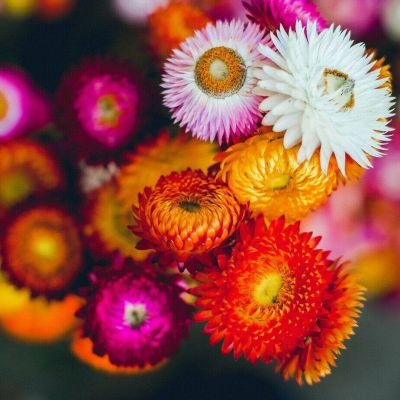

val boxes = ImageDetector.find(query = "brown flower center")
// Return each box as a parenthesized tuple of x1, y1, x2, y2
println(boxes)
(322, 68, 355, 110)
(195, 46, 246, 98)
(178, 200, 201, 212)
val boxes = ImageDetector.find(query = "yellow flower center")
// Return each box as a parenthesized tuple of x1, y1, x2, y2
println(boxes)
(124, 303, 147, 328)
(195, 46, 246, 98)
(97, 94, 121, 127)
(0, 90, 9, 121)
(28, 228, 66, 277)
(253, 272, 283, 306)
(265, 173, 291, 190)
(0, 170, 34, 207)
(323, 68, 355, 110)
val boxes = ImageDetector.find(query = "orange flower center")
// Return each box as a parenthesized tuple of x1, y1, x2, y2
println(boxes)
(322, 68, 355, 110)
(0, 90, 9, 120)
(97, 94, 121, 127)
(195, 46, 246, 98)
(124, 303, 147, 328)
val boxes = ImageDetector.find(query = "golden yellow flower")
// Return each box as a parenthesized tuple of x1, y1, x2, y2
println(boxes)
(217, 129, 338, 222)
(84, 182, 149, 262)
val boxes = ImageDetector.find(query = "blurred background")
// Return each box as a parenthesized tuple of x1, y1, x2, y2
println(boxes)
(1, 0, 400, 399)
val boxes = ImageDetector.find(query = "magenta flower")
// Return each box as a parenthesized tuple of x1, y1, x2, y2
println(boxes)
(56, 57, 144, 154)
(243, 0, 328, 32)
(79, 259, 193, 367)
(0, 67, 51, 141)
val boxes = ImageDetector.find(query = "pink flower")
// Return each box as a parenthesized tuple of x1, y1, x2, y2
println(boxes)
(0, 67, 51, 141)
(243, 0, 328, 32)
(79, 258, 192, 367)
(162, 20, 268, 144)
(56, 57, 144, 155)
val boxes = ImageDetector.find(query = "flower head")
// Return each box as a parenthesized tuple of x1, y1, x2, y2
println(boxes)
(217, 129, 338, 222)
(56, 57, 144, 154)
(71, 330, 167, 374)
(244, 0, 328, 32)
(0, 294, 81, 343)
(117, 130, 217, 211)
(0, 140, 64, 217)
(0, 67, 51, 140)
(1, 204, 83, 298)
(84, 182, 149, 261)
(79, 259, 192, 368)
(162, 20, 269, 144)
(131, 169, 246, 270)
(148, 2, 212, 59)
(192, 216, 365, 384)
(256, 22, 395, 175)
(112, 0, 169, 24)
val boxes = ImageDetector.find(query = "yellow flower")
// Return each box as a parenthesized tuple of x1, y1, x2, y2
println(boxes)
(217, 129, 338, 222)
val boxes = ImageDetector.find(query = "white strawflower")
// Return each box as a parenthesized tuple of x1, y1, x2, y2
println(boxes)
(256, 21, 395, 174)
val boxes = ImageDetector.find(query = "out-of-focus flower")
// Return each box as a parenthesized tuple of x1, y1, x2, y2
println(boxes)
(0, 140, 64, 218)
(37, 0, 75, 20)
(256, 22, 395, 175)
(3, 0, 36, 17)
(79, 160, 119, 194)
(315, 0, 382, 37)
(117, 130, 217, 211)
(1, 204, 83, 298)
(244, 0, 327, 32)
(84, 182, 149, 261)
(217, 129, 338, 222)
(0, 272, 30, 317)
(382, 0, 400, 41)
(0, 67, 51, 140)
(71, 330, 167, 374)
(112, 0, 170, 24)
(365, 125, 400, 202)
(56, 57, 145, 155)
(79, 259, 192, 368)
(148, 1, 212, 59)
(193, 216, 365, 384)
(162, 20, 268, 144)
(131, 169, 246, 270)
(0, 294, 81, 343)
(352, 247, 400, 299)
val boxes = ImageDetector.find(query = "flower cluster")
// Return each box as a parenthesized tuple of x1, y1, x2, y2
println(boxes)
(0, 0, 396, 387)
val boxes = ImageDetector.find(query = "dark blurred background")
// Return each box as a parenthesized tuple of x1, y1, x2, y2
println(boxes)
(1, 0, 400, 399)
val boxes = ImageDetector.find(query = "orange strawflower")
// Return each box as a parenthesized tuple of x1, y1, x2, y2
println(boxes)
(83, 182, 149, 261)
(0, 140, 63, 217)
(0, 294, 81, 343)
(71, 331, 168, 374)
(117, 130, 217, 211)
(131, 169, 246, 271)
(216, 130, 338, 222)
(192, 216, 365, 384)
(148, 2, 212, 59)
(1, 205, 83, 298)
